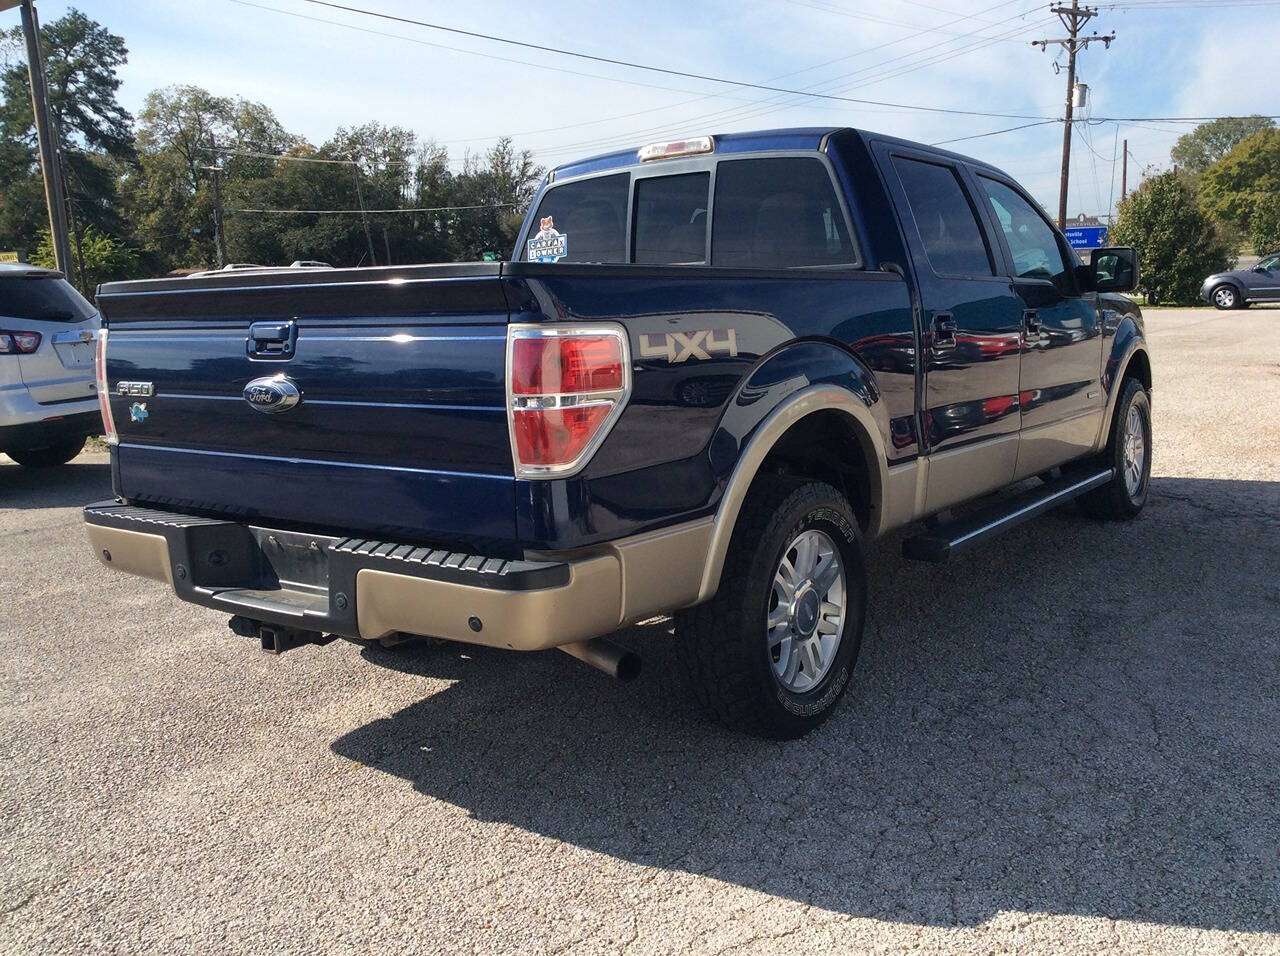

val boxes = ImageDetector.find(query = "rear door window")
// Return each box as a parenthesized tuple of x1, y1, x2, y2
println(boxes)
(632, 172, 710, 264)
(523, 172, 628, 263)
(891, 156, 995, 278)
(711, 157, 855, 268)
(0, 276, 97, 322)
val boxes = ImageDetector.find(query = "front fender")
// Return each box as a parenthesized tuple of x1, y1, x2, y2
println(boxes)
(1096, 303, 1149, 450)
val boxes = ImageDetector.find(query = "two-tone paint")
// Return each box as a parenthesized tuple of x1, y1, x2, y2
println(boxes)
(93, 127, 1149, 566)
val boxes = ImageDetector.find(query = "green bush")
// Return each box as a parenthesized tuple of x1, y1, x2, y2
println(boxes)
(1108, 172, 1232, 304)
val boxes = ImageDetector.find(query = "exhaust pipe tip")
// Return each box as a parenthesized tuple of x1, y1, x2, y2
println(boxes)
(558, 637, 642, 682)
(614, 649, 642, 683)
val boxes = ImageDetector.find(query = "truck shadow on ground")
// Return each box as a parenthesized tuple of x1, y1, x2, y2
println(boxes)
(335, 474, 1280, 932)
(0, 457, 111, 509)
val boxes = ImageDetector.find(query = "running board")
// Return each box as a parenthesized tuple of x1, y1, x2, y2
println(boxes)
(902, 467, 1114, 563)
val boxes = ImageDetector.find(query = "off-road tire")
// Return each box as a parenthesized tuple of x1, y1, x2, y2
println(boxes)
(6, 436, 86, 468)
(1079, 377, 1151, 520)
(675, 477, 867, 739)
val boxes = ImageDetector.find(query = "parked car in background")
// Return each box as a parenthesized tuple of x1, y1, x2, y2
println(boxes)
(0, 263, 101, 468)
(1201, 252, 1280, 309)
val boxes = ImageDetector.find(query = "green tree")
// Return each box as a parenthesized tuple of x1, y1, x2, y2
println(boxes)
(129, 84, 296, 271)
(1170, 115, 1275, 177)
(1198, 128, 1280, 254)
(0, 8, 133, 283)
(31, 225, 136, 293)
(449, 138, 542, 261)
(1109, 171, 1232, 304)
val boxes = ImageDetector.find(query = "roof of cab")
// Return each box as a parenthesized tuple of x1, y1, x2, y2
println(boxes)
(552, 127, 841, 180)
(549, 126, 997, 181)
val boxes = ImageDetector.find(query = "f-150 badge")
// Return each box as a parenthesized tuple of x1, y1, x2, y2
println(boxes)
(638, 329, 739, 363)
(527, 216, 567, 263)
(243, 374, 301, 414)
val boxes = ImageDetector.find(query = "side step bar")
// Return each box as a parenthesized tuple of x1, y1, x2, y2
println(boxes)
(902, 467, 1114, 563)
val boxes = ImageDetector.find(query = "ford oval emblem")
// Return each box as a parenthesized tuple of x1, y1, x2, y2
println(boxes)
(243, 374, 301, 414)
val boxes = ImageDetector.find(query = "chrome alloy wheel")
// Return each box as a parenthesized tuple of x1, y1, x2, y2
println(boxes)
(1213, 286, 1236, 308)
(767, 529, 846, 693)
(1122, 404, 1147, 497)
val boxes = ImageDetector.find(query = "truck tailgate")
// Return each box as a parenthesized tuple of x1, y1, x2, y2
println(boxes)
(97, 265, 515, 545)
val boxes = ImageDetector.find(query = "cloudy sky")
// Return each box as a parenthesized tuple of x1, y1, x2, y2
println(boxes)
(9, 0, 1277, 216)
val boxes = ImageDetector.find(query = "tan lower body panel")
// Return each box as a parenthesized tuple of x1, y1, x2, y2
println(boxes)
(85, 524, 173, 586)
(356, 555, 622, 650)
(1013, 410, 1104, 480)
(356, 517, 715, 650)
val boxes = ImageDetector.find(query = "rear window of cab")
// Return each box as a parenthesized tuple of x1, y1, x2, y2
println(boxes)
(522, 156, 856, 269)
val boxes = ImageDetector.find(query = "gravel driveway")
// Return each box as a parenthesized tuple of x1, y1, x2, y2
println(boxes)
(2, 307, 1277, 953)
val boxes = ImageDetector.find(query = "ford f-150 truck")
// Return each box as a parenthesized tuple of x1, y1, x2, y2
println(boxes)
(84, 128, 1150, 738)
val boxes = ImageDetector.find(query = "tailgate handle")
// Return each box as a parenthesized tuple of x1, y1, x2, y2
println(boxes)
(247, 320, 297, 360)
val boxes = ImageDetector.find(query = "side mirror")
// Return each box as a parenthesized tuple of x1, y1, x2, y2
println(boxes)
(1253, 265, 1269, 274)
(1091, 246, 1139, 293)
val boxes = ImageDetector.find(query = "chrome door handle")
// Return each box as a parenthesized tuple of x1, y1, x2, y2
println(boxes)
(932, 312, 957, 351)
(1023, 309, 1041, 340)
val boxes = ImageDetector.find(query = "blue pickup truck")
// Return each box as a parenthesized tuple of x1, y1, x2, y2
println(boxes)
(84, 127, 1150, 738)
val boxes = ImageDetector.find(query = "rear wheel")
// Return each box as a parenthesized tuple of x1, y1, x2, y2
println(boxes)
(1211, 284, 1239, 310)
(1079, 378, 1151, 520)
(676, 478, 866, 739)
(6, 436, 86, 468)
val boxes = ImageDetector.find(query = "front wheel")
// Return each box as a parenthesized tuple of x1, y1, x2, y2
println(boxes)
(676, 478, 867, 739)
(6, 436, 86, 468)
(1079, 378, 1151, 520)
(1211, 284, 1239, 310)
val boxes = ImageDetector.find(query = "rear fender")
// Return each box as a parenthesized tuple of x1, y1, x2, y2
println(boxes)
(697, 341, 890, 602)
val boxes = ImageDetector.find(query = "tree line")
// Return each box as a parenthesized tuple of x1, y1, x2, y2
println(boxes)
(0, 9, 542, 295)
(1105, 116, 1277, 303)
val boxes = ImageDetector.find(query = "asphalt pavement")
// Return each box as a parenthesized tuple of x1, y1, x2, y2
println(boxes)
(2, 307, 1277, 954)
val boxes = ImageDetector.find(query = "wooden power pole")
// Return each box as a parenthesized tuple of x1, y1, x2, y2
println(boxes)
(1121, 138, 1128, 201)
(1033, 1, 1114, 229)
(11, 0, 73, 273)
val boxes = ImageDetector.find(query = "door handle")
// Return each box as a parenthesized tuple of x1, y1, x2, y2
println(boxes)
(247, 320, 297, 360)
(932, 312, 957, 351)
(1023, 309, 1041, 340)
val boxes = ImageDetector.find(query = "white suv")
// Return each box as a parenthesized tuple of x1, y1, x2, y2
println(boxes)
(0, 263, 101, 468)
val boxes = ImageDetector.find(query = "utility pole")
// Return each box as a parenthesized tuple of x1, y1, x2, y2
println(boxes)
(14, 0, 73, 273)
(349, 156, 377, 266)
(1121, 138, 1128, 201)
(1033, 1, 1114, 229)
(201, 136, 226, 269)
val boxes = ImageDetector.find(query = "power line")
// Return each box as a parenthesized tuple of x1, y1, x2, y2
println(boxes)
(233, 203, 520, 214)
(291, 0, 1058, 120)
(931, 119, 1061, 146)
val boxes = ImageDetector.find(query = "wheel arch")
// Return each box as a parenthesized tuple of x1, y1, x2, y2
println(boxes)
(1210, 277, 1247, 303)
(696, 383, 888, 604)
(1095, 331, 1152, 453)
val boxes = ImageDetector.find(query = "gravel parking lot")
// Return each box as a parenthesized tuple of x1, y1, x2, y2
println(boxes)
(2, 307, 1277, 954)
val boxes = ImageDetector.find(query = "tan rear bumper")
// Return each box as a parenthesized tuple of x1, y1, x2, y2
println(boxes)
(84, 502, 711, 651)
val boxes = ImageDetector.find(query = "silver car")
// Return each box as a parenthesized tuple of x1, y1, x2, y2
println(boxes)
(0, 263, 101, 467)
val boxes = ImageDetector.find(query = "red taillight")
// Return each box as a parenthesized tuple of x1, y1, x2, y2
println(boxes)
(94, 329, 118, 445)
(0, 330, 42, 354)
(511, 335, 624, 395)
(506, 326, 629, 477)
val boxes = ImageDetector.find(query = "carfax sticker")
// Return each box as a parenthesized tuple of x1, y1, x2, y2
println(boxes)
(527, 216, 568, 263)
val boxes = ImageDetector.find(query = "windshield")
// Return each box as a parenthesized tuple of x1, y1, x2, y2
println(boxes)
(0, 276, 97, 322)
